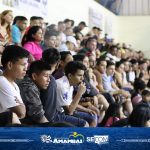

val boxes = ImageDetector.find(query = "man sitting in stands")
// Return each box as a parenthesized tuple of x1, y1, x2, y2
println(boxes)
(0, 45, 29, 124)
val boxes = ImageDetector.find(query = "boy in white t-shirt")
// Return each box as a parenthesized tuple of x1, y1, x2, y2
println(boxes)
(0, 45, 29, 122)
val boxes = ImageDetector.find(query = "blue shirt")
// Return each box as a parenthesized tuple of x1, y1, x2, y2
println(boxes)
(11, 24, 22, 44)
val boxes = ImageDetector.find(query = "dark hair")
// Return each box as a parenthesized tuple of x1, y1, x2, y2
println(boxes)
(148, 66, 150, 72)
(60, 51, 71, 61)
(75, 31, 83, 40)
(138, 60, 146, 65)
(121, 58, 129, 63)
(147, 79, 150, 88)
(142, 90, 150, 97)
(44, 30, 59, 39)
(65, 61, 86, 77)
(79, 21, 87, 26)
(96, 57, 106, 66)
(28, 60, 51, 78)
(30, 16, 39, 21)
(134, 78, 146, 92)
(92, 26, 98, 30)
(115, 61, 124, 68)
(101, 102, 122, 126)
(85, 37, 97, 47)
(106, 61, 115, 68)
(1, 45, 29, 68)
(92, 26, 102, 31)
(97, 27, 102, 31)
(109, 45, 118, 52)
(42, 48, 60, 65)
(37, 16, 43, 20)
(73, 54, 86, 62)
(22, 26, 42, 45)
(13, 16, 27, 25)
(129, 103, 150, 127)
(70, 20, 74, 27)
(130, 59, 137, 65)
(64, 18, 71, 23)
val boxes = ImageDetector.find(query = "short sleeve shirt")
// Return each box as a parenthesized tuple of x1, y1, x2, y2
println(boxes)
(11, 25, 22, 44)
(56, 76, 73, 107)
(0, 76, 23, 113)
(102, 73, 116, 92)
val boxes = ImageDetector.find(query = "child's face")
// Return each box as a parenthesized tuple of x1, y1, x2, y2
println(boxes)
(34, 70, 51, 89)
(69, 69, 84, 86)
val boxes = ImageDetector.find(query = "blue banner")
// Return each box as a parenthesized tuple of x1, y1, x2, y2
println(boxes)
(0, 128, 150, 150)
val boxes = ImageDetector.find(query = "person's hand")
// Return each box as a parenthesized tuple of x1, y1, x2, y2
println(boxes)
(77, 82, 86, 96)
(120, 90, 131, 98)
(87, 109, 96, 116)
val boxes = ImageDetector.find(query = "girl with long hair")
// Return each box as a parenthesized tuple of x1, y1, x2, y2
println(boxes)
(0, 10, 13, 54)
(22, 26, 43, 62)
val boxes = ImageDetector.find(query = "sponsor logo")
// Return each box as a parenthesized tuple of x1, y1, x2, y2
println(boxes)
(40, 132, 84, 144)
(41, 135, 52, 143)
(87, 135, 109, 144)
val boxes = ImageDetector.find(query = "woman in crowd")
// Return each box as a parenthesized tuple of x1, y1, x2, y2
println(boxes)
(0, 10, 13, 51)
(22, 26, 43, 62)
(0, 10, 13, 65)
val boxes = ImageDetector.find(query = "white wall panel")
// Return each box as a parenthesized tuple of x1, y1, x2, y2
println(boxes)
(120, 0, 150, 16)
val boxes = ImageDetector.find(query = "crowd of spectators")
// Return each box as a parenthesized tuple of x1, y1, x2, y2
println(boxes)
(0, 10, 150, 127)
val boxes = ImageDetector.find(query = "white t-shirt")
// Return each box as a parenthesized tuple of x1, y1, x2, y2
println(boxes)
(128, 71, 135, 82)
(58, 43, 69, 52)
(0, 76, 23, 113)
(102, 73, 116, 92)
(106, 53, 120, 63)
(56, 76, 73, 108)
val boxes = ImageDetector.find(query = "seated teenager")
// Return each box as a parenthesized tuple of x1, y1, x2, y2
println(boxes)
(18, 60, 52, 125)
(56, 61, 97, 127)
(40, 48, 88, 127)
(0, 45, 28, 121)
(102, 61, 133, 116)
(94, 57, 115, 104)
